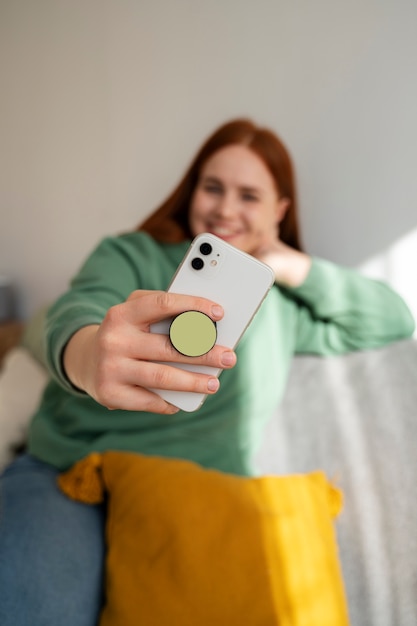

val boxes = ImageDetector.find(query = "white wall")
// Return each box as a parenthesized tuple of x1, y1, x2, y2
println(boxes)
(1, 0, 416, 324)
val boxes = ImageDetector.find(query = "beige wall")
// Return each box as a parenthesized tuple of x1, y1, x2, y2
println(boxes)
(1, 0, 416, 322)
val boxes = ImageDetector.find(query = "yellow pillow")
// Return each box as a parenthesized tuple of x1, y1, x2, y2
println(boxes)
(59, 452, 349, 626)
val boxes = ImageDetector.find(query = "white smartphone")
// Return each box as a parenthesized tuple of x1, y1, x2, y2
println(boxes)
(150, 233, 275, 412)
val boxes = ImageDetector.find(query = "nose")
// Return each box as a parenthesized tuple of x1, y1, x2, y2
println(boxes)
(215, 192, 238, 218)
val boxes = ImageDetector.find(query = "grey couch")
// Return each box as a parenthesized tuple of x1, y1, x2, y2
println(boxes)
(256, 338, 417, 626)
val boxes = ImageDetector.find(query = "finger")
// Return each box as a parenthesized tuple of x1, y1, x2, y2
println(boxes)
(103, 384, 180, 414)
(128, 332, 236, 369)
(124, 360, 221, 395)
(125, 290, 224, 326)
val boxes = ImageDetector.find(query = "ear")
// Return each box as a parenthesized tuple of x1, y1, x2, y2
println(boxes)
(275, 197, 290, 224)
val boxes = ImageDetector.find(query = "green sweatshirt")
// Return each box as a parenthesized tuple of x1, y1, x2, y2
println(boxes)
(28, 232, 415, 475)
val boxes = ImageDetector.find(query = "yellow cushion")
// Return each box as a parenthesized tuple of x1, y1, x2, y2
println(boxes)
(59, 452, 349, 626)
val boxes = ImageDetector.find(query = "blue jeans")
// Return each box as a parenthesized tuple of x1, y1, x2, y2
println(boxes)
(0, 454, 106, 626)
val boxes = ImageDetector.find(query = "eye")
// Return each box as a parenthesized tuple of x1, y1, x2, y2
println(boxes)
(204, 184, 223, 195)
(241, 192, 259, 202)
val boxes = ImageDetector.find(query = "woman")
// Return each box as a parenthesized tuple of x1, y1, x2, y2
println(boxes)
(0, 119, 414, 625)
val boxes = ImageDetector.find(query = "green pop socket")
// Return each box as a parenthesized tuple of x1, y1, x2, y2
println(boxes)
(169, 311, 217, 357)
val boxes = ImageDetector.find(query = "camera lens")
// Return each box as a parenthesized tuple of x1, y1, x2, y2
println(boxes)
(199, 243, 212, 256)
(191, 257, 204, 270)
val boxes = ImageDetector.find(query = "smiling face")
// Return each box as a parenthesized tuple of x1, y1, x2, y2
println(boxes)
(189, 144, 289, 255)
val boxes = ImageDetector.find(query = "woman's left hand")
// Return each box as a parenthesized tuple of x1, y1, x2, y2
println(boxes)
(252, 236, 312, 287)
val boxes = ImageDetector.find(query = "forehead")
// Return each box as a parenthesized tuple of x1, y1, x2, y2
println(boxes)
(200, 144, 275, 190)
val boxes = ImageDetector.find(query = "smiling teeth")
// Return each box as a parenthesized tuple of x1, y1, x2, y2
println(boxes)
(212, 228, 237, 236)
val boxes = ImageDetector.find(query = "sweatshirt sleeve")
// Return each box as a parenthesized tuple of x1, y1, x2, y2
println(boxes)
(282, 257, 415, 355)
(44, 236, 145, 393)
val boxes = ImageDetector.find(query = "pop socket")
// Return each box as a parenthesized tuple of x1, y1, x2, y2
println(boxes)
(169, 311, 217, 357)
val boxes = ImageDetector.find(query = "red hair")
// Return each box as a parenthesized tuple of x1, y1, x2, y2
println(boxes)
(138, 118, 303, 251)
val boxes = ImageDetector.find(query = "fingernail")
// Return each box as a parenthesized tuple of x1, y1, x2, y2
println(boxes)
(211, 305, 223, 319)
(207, 378, 220, 392)
(221, 351, 235, 367)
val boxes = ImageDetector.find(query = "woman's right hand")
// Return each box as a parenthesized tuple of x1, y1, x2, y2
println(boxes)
(62, 290, 236, 414)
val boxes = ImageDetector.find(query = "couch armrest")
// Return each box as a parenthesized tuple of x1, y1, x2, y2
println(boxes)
(0, 347, 48, 471)
(256, 339, 417, 626)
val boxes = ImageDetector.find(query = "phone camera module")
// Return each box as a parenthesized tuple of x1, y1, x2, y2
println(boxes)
(199, 243, 212, 256)
(191, 257, 204, 270)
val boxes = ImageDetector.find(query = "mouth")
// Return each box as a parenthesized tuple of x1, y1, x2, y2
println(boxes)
(208, 226, 244, 240)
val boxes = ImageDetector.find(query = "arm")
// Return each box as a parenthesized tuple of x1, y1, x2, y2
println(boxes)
(256, 240, 415, 355)
(46, 235, 236, 413)
(62, 291, 236, 414)
(288, 257, 414, 354)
